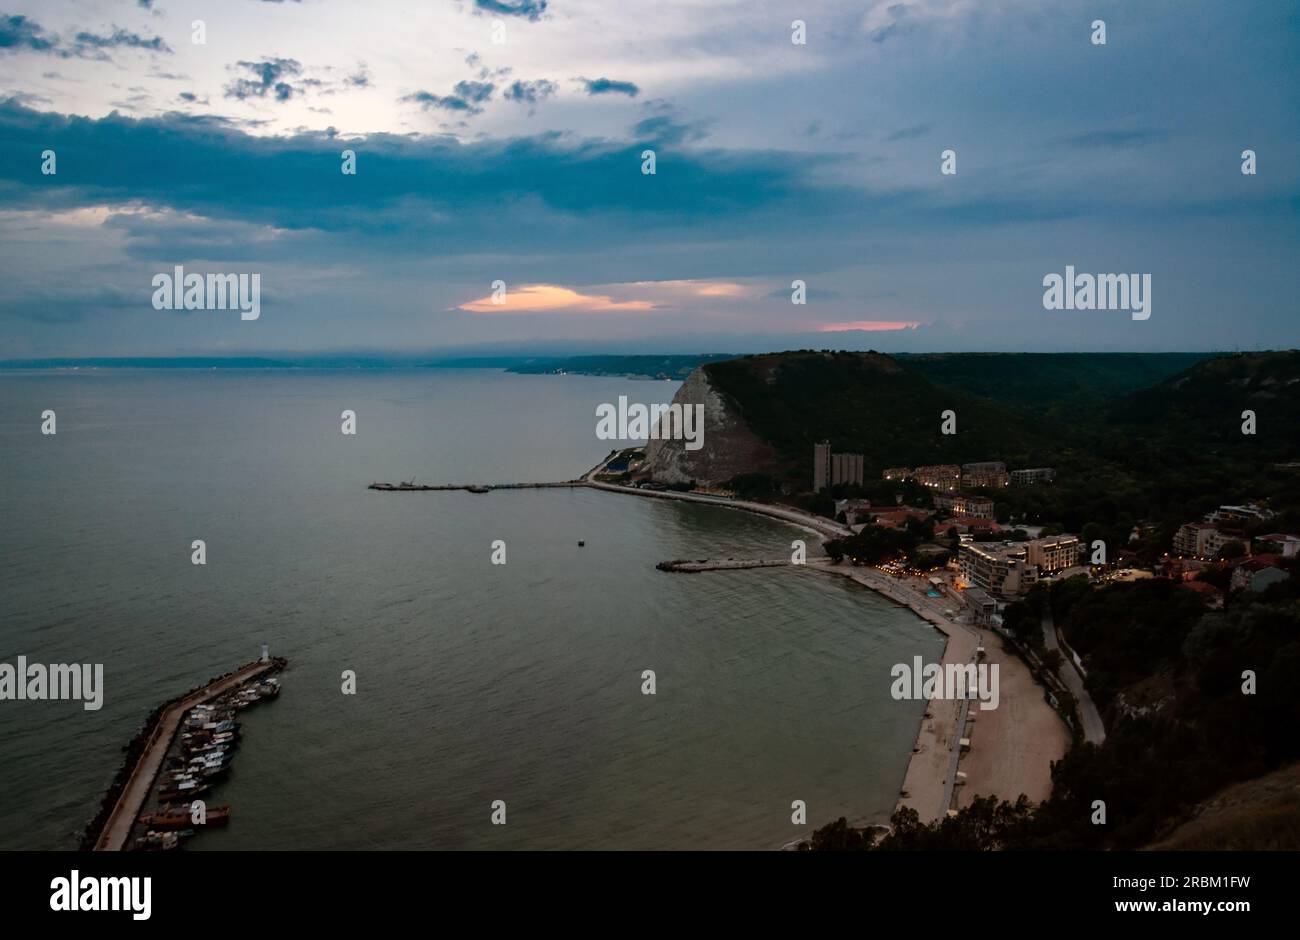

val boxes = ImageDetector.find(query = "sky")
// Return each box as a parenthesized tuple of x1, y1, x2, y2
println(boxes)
(0, 0, 1297, 358)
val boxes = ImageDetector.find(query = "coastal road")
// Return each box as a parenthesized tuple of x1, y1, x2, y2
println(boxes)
(1041, 609, 1106, 744)
(95, 659, 278, 851)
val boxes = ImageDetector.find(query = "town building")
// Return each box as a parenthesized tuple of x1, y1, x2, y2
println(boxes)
(914, 464, 961, 491)
(870, 507, 931, 530)
(1010, 467, 1056, 485)
(962, 587, 998, 627)
(1255, 533, 1300, 558)
(942, 516, 999, 535)
(813, 441, 830, 493)
(834, 498, 873, 526)
(813, 441, 864, 491)
(1206, 503, 1276, 525)
(934, 493, 994, 518)
(832, 452, 864, 488)
(882, 467, 913, 482)
(961, 461, 1009, 489)
(1173, 522, 1229, 559)
(1027, 535, 1081, 573)
(1230, 556, 1291, 593)
(957, 541, 1038, 597)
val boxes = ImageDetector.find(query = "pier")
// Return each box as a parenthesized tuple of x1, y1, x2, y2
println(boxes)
(368, 481, 585, 492)
(656, 558, 793, 573)
(92, 658, 283, 851)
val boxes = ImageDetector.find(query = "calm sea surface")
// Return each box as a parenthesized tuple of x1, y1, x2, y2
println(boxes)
(0, 369, 940, 849)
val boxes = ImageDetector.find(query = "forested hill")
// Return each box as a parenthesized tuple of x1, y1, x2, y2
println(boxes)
(701, 351, 1057, 474)
(899, 352, 1210, 414)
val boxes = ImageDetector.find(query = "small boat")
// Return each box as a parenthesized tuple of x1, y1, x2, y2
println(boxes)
(139, 805, 231, 830)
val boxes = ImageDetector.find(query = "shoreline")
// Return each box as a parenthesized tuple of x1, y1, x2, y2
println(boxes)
(582, 478, 1067, 829)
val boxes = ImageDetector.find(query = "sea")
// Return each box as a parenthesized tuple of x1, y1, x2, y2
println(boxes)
(0, 368, 941, 850)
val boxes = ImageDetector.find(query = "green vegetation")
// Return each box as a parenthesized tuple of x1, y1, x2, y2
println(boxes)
(823, 518, 940, 568)
(703, 350, 1300, 558)
(812, 576, 1300, 850)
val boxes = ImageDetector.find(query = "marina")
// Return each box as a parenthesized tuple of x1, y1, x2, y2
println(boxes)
(87, 653, 286, 851)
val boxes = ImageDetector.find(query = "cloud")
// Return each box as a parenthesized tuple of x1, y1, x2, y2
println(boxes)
(580, 77, 639, 97)
(453, 80, 494, 104)
(885, 123, 931, 141)
(0, 15, 59, 54)
(1, 15, 171, 59)
(458, 284, 654, 314)
(474, 0, 547, 21)
(225, 58, 302, 102)
(1053, 128, 1169, 149)
(503, 79, 556, 106)
(632, 115, 709, 145)
(74, 28, 172, 55)
(818, 321, 921, 332)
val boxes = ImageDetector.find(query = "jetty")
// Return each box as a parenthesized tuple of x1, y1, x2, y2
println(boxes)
(656, 558, 793, 573)
(91, 655, 285, 851)
(368, 481, 584, 493)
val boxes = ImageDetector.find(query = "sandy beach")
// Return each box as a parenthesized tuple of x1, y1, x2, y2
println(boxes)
(585, 477, 1069, 827)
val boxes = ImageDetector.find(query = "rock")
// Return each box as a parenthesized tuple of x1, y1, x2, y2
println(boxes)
(641, 366, 778, 485)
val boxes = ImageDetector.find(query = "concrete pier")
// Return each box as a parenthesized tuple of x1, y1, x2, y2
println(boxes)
(93, 659, 281, 851)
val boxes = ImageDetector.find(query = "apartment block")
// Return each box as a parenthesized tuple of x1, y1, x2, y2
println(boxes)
(961, 461, 1009, 489)
(1173, 522, 1229, 558)
(813, 441, 864, 490)
(1027, 534, 1081, 573)
(1010, 467, 1056, 484)
(914, 464, 961, 491)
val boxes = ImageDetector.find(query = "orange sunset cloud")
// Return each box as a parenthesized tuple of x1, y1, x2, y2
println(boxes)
(458, 284, 654, 314)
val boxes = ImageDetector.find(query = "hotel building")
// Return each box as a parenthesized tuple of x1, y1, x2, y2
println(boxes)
(914, 464, 961, 491)
(961, 461, 1010, 489)
(934, 493, 995, 519)
(957, 541, 1038, 597)
(1027, 534, 1081, 573)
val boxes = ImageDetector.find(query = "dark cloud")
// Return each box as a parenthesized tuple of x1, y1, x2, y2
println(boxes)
(402, 81, 495, 115)
(580, 77, 639, 97)
(225, 58, 302, 102)
(632, 115, 710, 145)
(453, 80, 494, 104)
(503, 79, 556, 105)
(1, 15, 172, 58)
(73, 28, 172, 55)
(0, 15, 62, 53)
(401, 90, 473, 113)
(474, 0, 547, 21)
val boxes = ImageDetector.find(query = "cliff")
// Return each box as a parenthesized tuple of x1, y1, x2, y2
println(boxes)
(641, 365, 778, 485)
